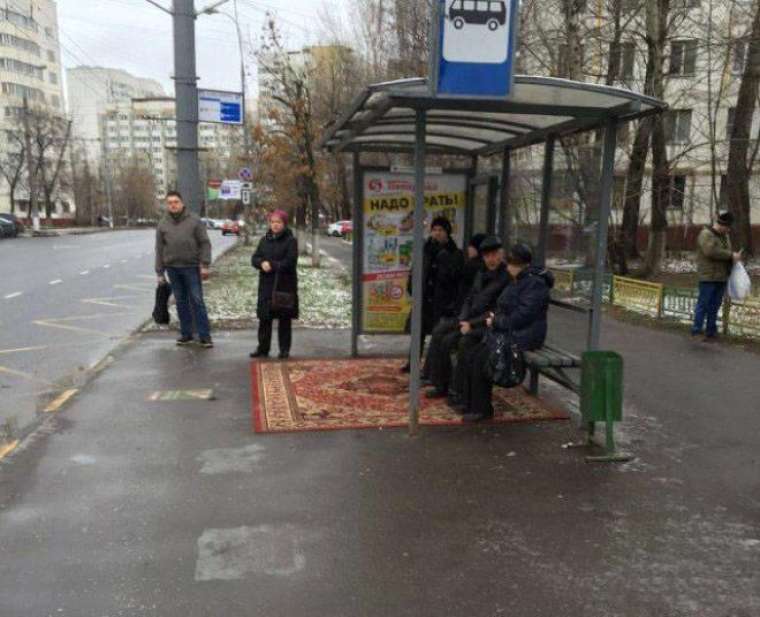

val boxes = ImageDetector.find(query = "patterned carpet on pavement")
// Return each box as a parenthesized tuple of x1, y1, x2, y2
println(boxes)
(252, 357, 570, 433)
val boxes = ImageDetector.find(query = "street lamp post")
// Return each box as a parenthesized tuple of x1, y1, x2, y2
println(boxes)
(204, 0, 255, 244)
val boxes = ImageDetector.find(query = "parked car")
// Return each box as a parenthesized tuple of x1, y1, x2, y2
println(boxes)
(327, 220, 353, 237)
(0, 213, 23, 235)
(221, 219, 241, 236)
(201, 217, 215, 229)
(0, 217, 17, 238)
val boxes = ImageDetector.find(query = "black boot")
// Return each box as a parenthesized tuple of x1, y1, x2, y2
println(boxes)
(250, 348, 269, 358)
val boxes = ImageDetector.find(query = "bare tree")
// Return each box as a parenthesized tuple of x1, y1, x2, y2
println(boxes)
(0, 130, 26, 215)
(726, 0, 760, 255)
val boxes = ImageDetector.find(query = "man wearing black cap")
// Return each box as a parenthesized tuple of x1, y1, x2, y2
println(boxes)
(692, 211, 743, 341)
(402, 216, 464, 373)
(461, 243, 554, 422)
(425, 235, 509, 400)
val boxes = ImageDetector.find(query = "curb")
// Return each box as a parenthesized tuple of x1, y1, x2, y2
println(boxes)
(0, 238, 242, 463)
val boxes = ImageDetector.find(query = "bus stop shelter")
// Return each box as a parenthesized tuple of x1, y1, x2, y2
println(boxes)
(321, 76, 666, 434)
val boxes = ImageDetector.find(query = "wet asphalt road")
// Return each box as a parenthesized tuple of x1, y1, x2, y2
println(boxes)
(0, 229, 237, 440)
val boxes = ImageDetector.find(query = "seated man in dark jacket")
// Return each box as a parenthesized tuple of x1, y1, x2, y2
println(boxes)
(460, 244, 554, 422)
(402, 216, 464, 373)
(425, 236, 509, 400)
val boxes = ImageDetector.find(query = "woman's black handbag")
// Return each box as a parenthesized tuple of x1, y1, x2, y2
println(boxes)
(153, 281, 172, 325)
(484, 329, 526, 388)
(271, 270, 296, 313)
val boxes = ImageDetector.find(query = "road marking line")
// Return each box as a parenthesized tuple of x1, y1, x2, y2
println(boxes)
(0, 365, 53, 385)
(103, 265, 111, 269)
(0, 345, 48, 355)
(33, 312, 132, 337)
(80, 270, 90, 275)
(81, 295, 140, 308)
(44, 389, 78, 413)
(0, 440, 19, 461)
(4, 292, 22, 299)
(121, 260, 128, 263)
(49, 279, 62, 286)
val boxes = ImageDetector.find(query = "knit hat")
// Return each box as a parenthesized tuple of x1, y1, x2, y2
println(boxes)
(269, 209, 289, 226)
(468, 233, 487, 252)
(506, 243, 533, 266)
(479, 235, 503, 254)
(717, 211, 734, 227)
(430, 216, 452, 236)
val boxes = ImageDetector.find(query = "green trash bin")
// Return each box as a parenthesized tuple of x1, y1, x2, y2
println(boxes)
(580, 351, 629, 462)
(581, 351, 623, 423)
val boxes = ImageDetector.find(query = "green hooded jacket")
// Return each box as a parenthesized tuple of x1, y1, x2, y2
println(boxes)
(696, 226, 732, 282)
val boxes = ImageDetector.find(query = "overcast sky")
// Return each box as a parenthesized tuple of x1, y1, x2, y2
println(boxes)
(57, 0, 349, 99)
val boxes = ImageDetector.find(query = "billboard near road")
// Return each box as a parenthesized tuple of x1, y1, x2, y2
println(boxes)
(360, 171, 467, 333)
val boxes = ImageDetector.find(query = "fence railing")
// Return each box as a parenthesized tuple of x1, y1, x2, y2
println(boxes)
(550, 268, 760, 340)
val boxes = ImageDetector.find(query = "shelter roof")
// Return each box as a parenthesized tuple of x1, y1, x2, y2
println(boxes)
(321, 76, 667, 156)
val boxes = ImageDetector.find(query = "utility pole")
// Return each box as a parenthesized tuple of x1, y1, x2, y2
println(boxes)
(172, 0, 202, 213)
(146, 0, 231, 212)
(22, 95, 40, 232)
(100, 138, 115, 228)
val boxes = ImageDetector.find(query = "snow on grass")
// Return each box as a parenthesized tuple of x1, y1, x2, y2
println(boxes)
(145, 244, 351, 331)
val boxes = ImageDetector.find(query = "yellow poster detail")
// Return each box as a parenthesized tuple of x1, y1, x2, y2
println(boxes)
(361, 172, 468, 334)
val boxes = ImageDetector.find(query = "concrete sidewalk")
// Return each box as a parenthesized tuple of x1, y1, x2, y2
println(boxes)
(0, 317, 758, 616)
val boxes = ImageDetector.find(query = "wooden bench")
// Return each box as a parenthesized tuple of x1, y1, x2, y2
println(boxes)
(524, 344, 581, 395)
(523, 298, 585, 396)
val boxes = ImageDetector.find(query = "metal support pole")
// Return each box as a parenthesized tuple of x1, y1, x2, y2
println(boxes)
(408, 110, 427, 436)
(499, 148, 511, 246)
(173, 0, 202, 213)
(588, 120, 618, 351)
(537, 136, 555, 267)
(351, 152, 363, 358)
(464, 156, 478, 241)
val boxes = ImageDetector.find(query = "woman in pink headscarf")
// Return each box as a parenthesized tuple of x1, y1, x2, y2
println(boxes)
(250, 209, 299, 359)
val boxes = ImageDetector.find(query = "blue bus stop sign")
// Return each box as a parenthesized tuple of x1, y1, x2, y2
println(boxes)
(433, 0, 519, 98)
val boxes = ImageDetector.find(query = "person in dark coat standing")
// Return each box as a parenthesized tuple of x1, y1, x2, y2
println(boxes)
(460, 244, 554, 422)
(425, 235, 509, 401)
(250, 210, 299, 359)
(402, 216, 464, 373)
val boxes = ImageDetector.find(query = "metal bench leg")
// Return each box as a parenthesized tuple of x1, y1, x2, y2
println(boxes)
(529, 368, 539, 395)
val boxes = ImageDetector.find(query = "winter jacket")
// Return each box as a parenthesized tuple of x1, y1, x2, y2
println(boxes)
(459, 263, 510, 327)
(251, 227, 299, 320)
(696, 227, 733, 282)
(407, 237, 465, 331)
(456, 256, 484, 312)
(155, 209, 212, 274)
(492, 266, 555, 351)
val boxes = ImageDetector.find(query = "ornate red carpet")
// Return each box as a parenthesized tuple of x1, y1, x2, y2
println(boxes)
(251, 357, 569, 433)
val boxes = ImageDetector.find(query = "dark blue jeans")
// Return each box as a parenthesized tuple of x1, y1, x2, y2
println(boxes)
(692, 281, 727, 338)
(166, 266, 211, 339)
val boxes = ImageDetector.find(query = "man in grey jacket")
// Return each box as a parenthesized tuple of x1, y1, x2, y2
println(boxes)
(155, 191, 214, 347)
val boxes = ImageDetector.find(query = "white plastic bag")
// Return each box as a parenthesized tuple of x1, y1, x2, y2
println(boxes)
(728, 262, 751, 302)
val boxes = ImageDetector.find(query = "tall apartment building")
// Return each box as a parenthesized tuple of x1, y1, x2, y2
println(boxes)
(0, 0, 67, 215)
(67, 66, 165, 162)
(100, 97, 244, 199)
(517, 0, 759, 232)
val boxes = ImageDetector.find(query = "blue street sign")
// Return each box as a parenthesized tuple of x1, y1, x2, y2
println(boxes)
(433, 0, 519, 99)
(198, 89, 244, 125)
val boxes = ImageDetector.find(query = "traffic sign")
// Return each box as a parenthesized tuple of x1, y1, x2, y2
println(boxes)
(198, 89, 244, 125)
(432, 0, 519, 99)
(220, 180, 242, 200)
(241, 189, 251, 206)
(239, 167, 253, 181)
(241, 182, 253, 190)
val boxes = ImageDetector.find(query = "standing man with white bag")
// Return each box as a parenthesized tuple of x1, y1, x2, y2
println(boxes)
(691, 211, 743, 342)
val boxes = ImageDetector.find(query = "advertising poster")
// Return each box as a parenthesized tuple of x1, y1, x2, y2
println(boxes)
(362, 172, 467, 333)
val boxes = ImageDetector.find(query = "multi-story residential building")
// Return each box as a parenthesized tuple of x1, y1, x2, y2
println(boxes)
(0, 0, 68, 216)
(67, 66, 165, 162)
(514, 0, 760, 241)
(100, 97, 244, 199)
